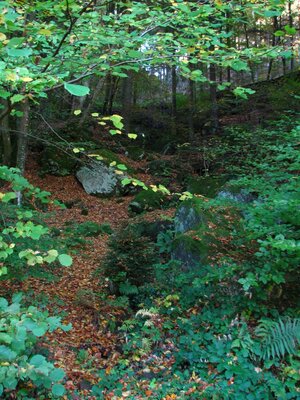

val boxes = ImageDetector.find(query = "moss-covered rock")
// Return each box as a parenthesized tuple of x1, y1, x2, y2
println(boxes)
(40, 143, 77, 176)
(128, 189, 170, 215)
(172, 197, 240, 269)
(186, 175, 230, 198)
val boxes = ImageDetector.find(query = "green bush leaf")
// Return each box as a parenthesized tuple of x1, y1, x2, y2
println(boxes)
(52, 383, 65, 397)
(58, 254, 72, 267)
(64, 83, 90, 97)
(50, 368, 65, 382)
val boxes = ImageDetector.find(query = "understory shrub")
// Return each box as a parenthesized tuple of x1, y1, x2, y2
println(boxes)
(102, 223, 159, 298)
(0, 293, 70, 399)
(93, 116, 300, 399)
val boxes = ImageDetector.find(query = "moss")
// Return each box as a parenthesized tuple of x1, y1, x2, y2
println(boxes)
(40, 143, 77, 176)
(186, 175, 229, 198)
(172, 197, 241, 269)
(129, 189, 170, 214)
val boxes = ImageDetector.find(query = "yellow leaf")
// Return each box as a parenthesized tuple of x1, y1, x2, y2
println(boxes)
(110, 161, 116, 166)
(91, 112, 99, 117)
(21, 77, 33, 82)
(73, 148, 81, 153)
(73, 109, 81, 115)
(114, 170, 124, 175)
(0, 32, 7, 41)
(6, 72, 17, 81)
(38, 29, 52, 36)
(128, 133, 137, 139)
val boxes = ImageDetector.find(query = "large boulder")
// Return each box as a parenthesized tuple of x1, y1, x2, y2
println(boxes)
(76, 161, 120, 196)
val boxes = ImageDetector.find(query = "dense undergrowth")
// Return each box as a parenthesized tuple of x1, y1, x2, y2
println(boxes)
(93, 116, 300, 399)
(0, 115, 299, 399)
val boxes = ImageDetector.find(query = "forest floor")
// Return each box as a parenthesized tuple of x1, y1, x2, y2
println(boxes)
(6, 158, 175, 399)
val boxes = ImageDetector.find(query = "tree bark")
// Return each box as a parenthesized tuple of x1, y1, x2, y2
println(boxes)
(122, 71, 133, 132)
(16, 98, 29, 206)
(79, 77, 104, 126)
(209, 63, 219, 134)
(0, 100, 12, 166)
(171, 64, 177, 136)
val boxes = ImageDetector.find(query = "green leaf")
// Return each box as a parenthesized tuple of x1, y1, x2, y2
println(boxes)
(58, 254, 72, 267)
(117, 164, 127, 171)
(233, 87, 256, 100)
(7, 47, 32, 57)
(10, 94, 25, 104)
(110, 114, 124, 130)
(284, 25, 297, 35)
(49, 368, 65, 382)
(0, 89, 11, 99)
(64, 83, 90, 97)
(128, 133, 137, 139)
(0, 345, 17, 361)
(2, 192, 17, 203)
(0, 333, 12, 344)
(264, 10, 281, 18)
(32, 322, 48, 337)
(73, 109, 81, 115)
(52, 383, 65, 397)
(121, 178, 132, 186)
(30, 354, 46, 367)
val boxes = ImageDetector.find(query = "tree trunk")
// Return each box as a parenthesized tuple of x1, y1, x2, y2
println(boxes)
(288, 0, 294, 71)
(0, 100, 12, 166)
(188, 77, 195, 142)
(16, 99, 29, 206)
(209, 63, 219, 134)
(122, 71, 133, 132)
(79, 77, 104, 126)
(171, 65, 177, 135)
(267, 17, 278, 80)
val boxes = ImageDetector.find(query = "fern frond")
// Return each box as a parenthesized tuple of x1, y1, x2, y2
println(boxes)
(255, 317, 300, 360)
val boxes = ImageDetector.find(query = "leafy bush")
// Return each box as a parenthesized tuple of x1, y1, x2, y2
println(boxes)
(65, 221, 112, 238)
(0, 293, 70, 398)
(102, 223, 159, 297)
(0, 166, 72, 281)
(0, 166, 72, 398)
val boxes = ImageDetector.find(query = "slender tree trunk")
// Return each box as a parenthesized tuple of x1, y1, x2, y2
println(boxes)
(0, 100, 12, 166)
(102, 73, 112, 114)
(171, 65, 177, 135)
(188, 77, 195, 142)
(16, 99, 29, 206)
(288, 0, 294, 71)
(79, 78, 105, 127)
(209, 63, 219, 134)
(108, 76, 119, 114)
(267, 17, 278, 80)
(122, 71, 133, 132)
(16, 99, 29, 174)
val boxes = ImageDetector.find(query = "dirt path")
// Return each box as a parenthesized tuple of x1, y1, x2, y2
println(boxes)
(21, 172, 134, 398)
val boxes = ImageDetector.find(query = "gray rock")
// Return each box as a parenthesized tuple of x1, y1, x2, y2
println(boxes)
(76, 162, 119, 196)
(217, 189, 255, 203)
(174, 204, 203, 233)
